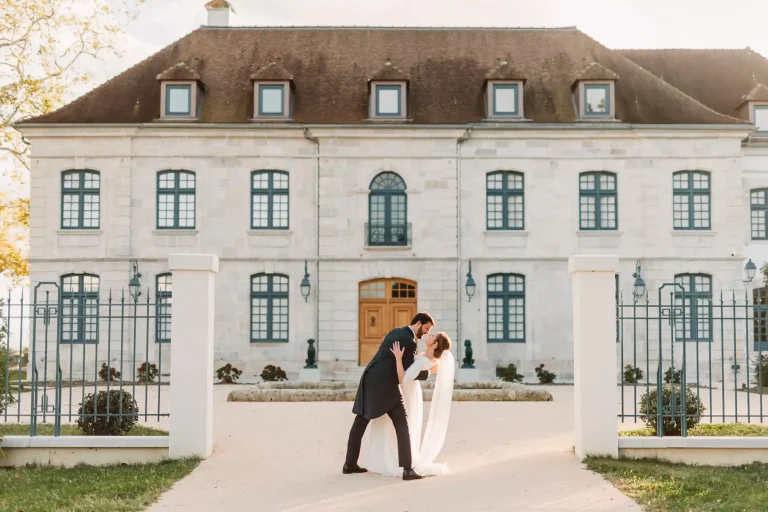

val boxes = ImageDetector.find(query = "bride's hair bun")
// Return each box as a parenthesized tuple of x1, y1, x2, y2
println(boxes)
(433, 332, 451, 359)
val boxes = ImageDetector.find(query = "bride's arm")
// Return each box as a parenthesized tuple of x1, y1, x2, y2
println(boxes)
(391, 342, 406, 384)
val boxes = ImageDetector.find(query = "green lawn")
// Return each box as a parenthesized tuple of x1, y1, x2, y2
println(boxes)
(587, 458, 768, 512)
(619, 423, 768, 437)
(0, 458, 199, 512)
(0, 423, 167, 436)
(7, 369, 27, 381)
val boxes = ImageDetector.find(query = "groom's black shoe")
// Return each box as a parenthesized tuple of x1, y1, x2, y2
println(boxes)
(403, 468, 424, 481)
(342, 463, 368, 474)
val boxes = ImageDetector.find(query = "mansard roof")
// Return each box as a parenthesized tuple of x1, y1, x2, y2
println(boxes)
(621, 48, 768, 115)
(23, 26, 743, 125)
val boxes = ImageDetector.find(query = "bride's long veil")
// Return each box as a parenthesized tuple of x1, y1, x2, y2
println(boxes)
(416, 350, 455, 473)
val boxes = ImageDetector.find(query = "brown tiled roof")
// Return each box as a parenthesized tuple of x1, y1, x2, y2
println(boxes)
(620, 48, 768, 115)
(250, 61, 293, 81)
(24, 27, 743, 125)
(742, 83, 768, 103)
(368, 60, 410, 82)
(485, 61, 526, 81)
(156, 61, 201, 81)
(574, 61, 619, 83)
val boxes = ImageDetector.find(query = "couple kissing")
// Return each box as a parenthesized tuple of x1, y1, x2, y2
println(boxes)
(344, 312, 455, 480)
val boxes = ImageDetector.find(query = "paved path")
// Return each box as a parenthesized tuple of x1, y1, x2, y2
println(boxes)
(147, 387, 639, 512)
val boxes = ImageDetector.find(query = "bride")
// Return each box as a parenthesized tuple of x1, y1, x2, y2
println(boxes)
(365, 332, 455, 477)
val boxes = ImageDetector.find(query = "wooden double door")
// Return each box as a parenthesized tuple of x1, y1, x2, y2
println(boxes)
(358, 278, 417, 366)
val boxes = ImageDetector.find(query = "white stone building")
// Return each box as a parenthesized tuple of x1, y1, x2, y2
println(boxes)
(17, 4, 768, 381)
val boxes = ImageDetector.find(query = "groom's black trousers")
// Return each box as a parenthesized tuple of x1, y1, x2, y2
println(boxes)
(345, 399, 412, 469)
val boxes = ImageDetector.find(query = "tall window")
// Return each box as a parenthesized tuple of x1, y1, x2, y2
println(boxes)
(754, 287, 768, 351)
(486, 171, 524, 230)
(61, 170, 100, 229)
(487, 273, 525, 342)
(579, 172, 617, 230)
(250, 274, 288, 342)
(673, 171, 710, 230)
(156, 274, 172, 343)
(674, 274, 712, 342)
(251, 171, 289, 229)
(368, 172, 407, 246)
(61, 274, 99, 343)
(157, 171, 196, 229)
(751, 189, 768, 240)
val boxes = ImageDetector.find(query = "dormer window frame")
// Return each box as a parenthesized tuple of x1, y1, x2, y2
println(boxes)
(486, 80, 525, 120)
(370, 81, 407, 120)
(751, 103, 768, 135)
(160, 80, 198, 120)
(577, 81, 615, 119)
(253, 81, 292, 120)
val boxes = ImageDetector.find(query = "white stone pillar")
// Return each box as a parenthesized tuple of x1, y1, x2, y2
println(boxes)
(168, 254, 219, 459)
(569, 254, 619, 460)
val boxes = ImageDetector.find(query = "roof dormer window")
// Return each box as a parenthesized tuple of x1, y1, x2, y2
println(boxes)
(166, 84, 192, 116)
(483, 61, 526, 121)
(157, 62, 202, 120)
(374, 84, 403, 117)
(492, 84, 519, 116)
(755, 105, 768, 133)
(584, 84, 610, 116)
(251, 61, 294, 120)
(368, 60, 409, 120)
(573, 62, 619, 120)
(258, 84, 287, 116)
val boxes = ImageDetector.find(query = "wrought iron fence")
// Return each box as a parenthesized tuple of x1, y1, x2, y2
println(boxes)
(617, 283, 768, 436)
(0, 283, 170, 436)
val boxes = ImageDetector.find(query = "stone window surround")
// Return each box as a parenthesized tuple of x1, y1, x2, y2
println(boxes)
(485, 81, 525, 120)
(253, 81, 292, 120)
(369, 81, 408, 120)
(575, 80, 616, 120)
(159, 81, 198, 120)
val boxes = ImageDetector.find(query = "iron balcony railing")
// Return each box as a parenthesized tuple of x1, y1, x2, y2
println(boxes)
(364, 222, 411, 247)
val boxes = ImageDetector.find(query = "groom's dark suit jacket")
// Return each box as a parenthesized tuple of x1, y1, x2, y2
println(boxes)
(352, 326, 429, 420)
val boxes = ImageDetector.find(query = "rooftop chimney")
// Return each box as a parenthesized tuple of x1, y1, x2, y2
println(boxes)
(205, 0, 234, 27)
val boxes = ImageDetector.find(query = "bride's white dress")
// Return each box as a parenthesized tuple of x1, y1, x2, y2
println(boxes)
(365, 350, 455, 477)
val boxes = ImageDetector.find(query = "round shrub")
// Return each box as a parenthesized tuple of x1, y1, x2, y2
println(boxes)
(77, 390, 138, 436)
(260, 365, 287, 382)
(137, 362, 159, 383)
(640, 384, 705, 436)
(497, 364, 524, 383)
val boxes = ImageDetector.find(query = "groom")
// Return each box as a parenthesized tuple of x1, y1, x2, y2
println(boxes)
(343, 312, 437, 480)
